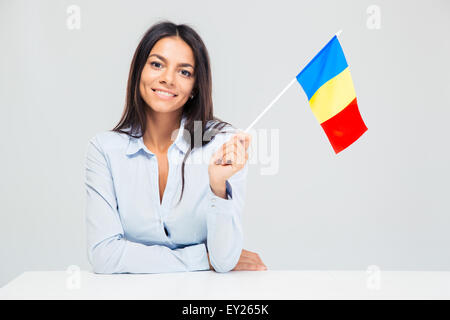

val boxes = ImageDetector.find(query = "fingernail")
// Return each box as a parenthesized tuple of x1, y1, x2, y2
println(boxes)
(226, 160, 232, 164)
(216, 159, 222, 165)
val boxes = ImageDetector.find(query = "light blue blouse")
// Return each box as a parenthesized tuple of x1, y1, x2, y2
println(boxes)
(84, 115, 248, 274)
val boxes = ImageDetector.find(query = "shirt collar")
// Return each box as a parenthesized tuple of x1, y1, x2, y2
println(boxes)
(125, 115, 190, 157)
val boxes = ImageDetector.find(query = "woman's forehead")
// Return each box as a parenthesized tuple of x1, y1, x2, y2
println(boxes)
(150, 37, 195, 66)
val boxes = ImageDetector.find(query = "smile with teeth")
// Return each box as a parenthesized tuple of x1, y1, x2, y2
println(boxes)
(152, 89, 177, 97)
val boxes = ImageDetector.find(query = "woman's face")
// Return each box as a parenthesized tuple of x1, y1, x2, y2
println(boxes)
(139, 36, 196, 114)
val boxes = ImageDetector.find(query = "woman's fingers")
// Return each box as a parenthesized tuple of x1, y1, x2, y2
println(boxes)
(215, 144, 248, 166)
(247, 250, 264, 266)
(213, 144, 235, 165)
(237, 256, 260, 265)
(216, 151, 248, 166)
(232, 249, 267, 271)
(215, 151, 236, 165)
(233, 263, 266, 271)
(247, 252, 266, 269)
(215, 133, 251, 163)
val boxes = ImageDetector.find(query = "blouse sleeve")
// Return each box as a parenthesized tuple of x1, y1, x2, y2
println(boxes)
(204, 132, 249, 272)
(84, 136, 210, 274)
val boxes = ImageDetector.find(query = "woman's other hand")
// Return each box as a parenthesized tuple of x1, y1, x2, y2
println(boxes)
(232, 249, 267, 271)
(206, 249, 267, 271)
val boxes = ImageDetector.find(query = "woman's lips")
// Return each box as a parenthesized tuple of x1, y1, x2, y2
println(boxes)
(152, 89, 177, 100)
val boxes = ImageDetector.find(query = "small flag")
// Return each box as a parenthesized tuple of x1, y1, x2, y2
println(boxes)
(296, 35, 368, 154)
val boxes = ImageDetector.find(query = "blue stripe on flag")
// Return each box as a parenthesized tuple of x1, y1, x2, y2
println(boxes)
(296, 36, 348, 100)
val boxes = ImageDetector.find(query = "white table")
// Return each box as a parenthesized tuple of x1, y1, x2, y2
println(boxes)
(1, 270, 449, 300)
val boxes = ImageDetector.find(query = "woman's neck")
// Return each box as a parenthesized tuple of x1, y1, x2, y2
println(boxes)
(143, 110, 183, 154)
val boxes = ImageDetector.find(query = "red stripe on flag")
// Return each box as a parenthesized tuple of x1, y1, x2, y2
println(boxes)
(320, 97, 368, 154)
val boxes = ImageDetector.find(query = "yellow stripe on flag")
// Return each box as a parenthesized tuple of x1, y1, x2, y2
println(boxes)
(309, 67, 356, 124)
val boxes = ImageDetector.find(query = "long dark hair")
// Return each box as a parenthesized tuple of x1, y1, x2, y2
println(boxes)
(112, 20, 233, 205)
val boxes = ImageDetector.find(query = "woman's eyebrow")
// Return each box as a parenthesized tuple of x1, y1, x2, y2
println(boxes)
(149, 54, 194, 69)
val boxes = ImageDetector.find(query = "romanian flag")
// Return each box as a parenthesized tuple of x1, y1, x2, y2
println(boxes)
(296, 35, 367, 154)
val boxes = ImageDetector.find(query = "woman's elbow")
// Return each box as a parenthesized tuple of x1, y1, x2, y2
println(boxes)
(210, 251, 240, 273)
(88, 236, 123, 274)
(89, 247, 115, 274)
(213, 264, 234, 273)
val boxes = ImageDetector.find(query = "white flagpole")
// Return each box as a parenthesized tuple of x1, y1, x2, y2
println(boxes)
(244, 78, 297, 133)
(243, 29, 343, 134)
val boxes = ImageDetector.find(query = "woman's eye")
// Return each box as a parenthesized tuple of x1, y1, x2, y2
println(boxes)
(181, 70, 192, 77)
(150, 62, 162, 68)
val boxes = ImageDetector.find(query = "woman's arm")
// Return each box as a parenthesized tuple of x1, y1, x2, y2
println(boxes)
(205, 164, 248, 273)
(204, 131, 251, 273)
(85, 136, 210, 274)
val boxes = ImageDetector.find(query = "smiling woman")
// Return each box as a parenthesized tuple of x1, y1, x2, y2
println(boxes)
(84, 20, 266, 275)
(140, 38, 195, 110)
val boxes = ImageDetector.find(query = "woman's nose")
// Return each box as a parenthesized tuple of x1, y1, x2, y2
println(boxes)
(160, 69, 175, 85)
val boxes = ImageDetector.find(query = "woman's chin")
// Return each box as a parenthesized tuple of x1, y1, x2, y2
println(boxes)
(147, 104, 183, 114)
